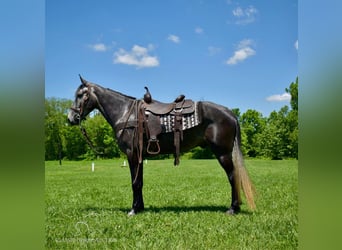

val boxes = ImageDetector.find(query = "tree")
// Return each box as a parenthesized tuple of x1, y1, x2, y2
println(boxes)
(231, 108, 241, 121)
(285, 77, 298, 158)
(256, 77, 298, 159)
(63, 125, 87, 160)
(286, 77, 298, 111)
(258, 106, 291, 159)
(82, 113, 121, 159)
(240, 109, 266, 157)
(188, 146, 214, 159)
(45, 98, 72, 162)
(286, 109, 298, 158)
(45, 98, 89, 161)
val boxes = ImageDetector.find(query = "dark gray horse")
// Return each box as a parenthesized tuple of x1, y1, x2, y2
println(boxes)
(68, 76, 255, 215)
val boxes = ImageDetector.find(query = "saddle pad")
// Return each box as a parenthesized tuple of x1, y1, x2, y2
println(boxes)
(147, 102, 201, 133)
(160, 112, 200, 133)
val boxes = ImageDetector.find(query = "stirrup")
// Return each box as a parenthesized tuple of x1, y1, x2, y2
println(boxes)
(147, 138, 160, 155)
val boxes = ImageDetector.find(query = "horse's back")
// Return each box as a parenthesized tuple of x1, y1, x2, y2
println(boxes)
(200, 101, 237, 124)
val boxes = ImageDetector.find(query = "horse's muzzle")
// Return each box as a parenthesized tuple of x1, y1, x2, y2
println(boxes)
(67, 111, 80, 125)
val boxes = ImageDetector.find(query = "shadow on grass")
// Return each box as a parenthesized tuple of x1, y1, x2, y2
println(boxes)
(145, 205, 227, 213)
(82, 205, 253, 215)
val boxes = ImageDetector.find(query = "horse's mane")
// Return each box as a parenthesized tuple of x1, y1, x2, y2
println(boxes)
(104, 87, 137, 100)
(88, 82, 137, 100)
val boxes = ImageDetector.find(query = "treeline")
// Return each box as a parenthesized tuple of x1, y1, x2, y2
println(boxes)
(45, 78, 298, 161)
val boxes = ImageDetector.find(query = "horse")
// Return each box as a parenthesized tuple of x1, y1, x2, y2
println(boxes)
(67, 75, 256, 216)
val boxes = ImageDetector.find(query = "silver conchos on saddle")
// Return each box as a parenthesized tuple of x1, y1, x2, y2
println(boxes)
(156, 102, 200, 133)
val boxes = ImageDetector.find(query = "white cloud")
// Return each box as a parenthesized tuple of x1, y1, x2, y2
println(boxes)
(266, 93, 291, 102)
(232, 5, 258, 25)
(113, 45, 159, 68)
(226, 39, 256, 65)
(88, 43, 109, 52)
(167, 34, 180, 43)
(294, 40, 298, 50)
(233, 7, 244, 17)
(195, 27, 203, 34)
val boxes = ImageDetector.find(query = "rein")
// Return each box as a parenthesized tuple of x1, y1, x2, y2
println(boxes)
(79, 121, 104, 155)
(116, 99, 139, 142)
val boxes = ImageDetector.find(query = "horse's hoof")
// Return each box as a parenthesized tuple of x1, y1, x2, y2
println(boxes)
(127, 209, 136, 216)
(226, 206, 240, 215)
(226, 208, 235, 215)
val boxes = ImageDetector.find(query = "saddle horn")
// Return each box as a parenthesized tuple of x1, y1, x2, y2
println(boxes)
(174, 94, 185, 103)
(144, 86, 152, 104)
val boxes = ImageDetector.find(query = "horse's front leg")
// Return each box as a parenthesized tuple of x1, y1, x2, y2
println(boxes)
(127, 154, 144, 216)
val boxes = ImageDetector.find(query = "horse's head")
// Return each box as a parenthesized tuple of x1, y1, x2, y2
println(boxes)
(67, 75, 98, 125)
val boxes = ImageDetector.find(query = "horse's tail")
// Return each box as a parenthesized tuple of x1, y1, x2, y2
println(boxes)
(232, 121, 256, 210)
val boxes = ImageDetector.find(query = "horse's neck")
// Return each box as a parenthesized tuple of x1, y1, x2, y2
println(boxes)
(93, 86, 136, 130)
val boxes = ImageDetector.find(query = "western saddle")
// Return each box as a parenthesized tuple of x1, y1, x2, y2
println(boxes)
(139, 87, 197, 166)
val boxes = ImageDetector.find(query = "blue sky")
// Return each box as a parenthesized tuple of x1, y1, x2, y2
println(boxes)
(46, 0, 297, 116)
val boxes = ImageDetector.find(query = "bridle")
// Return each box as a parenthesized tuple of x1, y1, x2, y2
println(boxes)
(70, 87, 104, 155)
(70, 85, 90, 122)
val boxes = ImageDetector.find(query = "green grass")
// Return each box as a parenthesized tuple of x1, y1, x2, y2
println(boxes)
(46, 159, 298, 249)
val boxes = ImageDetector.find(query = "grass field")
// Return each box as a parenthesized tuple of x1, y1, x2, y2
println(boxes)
(45, 159, 297, 249)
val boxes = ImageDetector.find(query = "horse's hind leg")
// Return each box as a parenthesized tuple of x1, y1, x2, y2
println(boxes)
(216, 153, 241, 214)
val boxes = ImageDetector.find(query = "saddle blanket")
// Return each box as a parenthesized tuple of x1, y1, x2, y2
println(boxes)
(145, 102, 201, 133)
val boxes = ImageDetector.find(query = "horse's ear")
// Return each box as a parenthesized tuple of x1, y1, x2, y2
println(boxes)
(79, 74, 89, 86)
